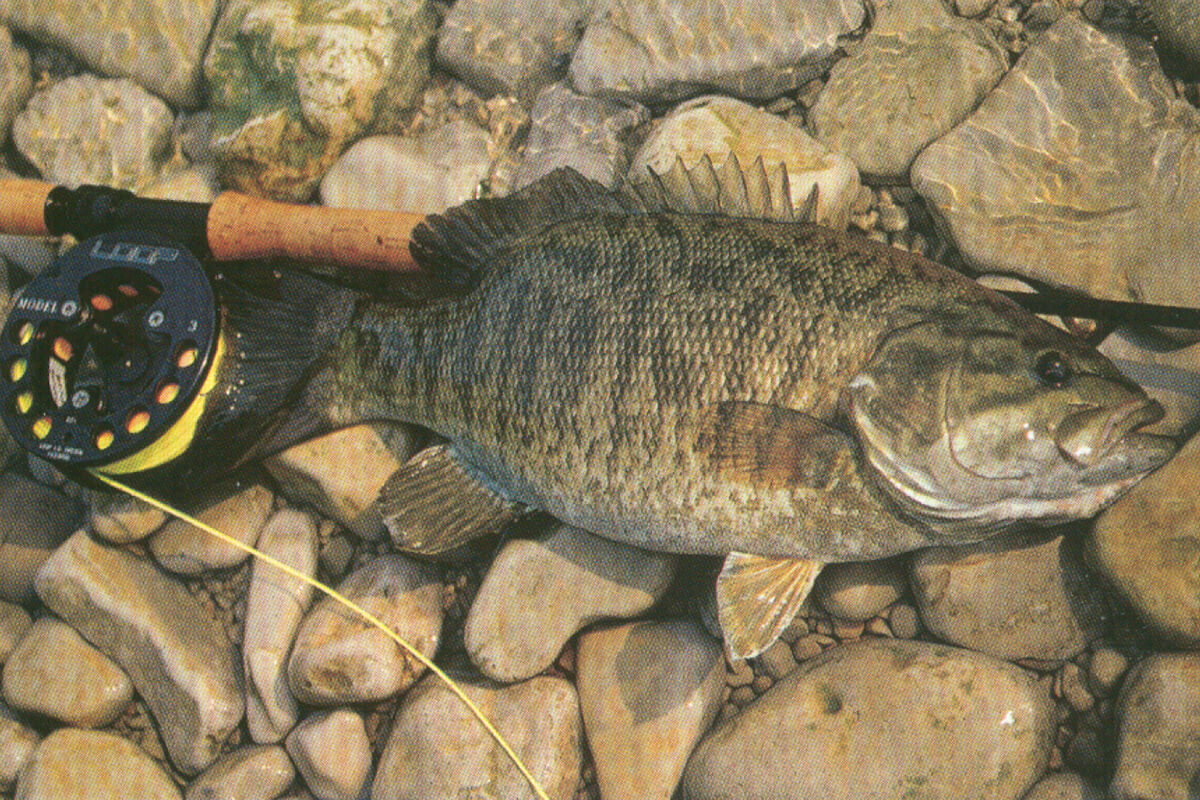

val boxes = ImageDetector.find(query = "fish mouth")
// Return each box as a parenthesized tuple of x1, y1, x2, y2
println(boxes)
(1054, 397, 1176, 484)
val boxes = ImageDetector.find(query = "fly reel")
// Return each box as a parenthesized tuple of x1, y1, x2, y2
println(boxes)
(0, 231, 218, 474)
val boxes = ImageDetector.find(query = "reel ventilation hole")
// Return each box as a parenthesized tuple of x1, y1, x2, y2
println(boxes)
(0, 231, 217, 469)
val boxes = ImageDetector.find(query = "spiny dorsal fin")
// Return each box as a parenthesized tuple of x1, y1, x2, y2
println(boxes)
(378, 444, 521, 556)
(717, 552, 823, 660)
(409, 168, 638, 290)
(625, 154, 814, 223)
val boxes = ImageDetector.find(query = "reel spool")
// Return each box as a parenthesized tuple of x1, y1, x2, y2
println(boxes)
(0, 231, 219, 475)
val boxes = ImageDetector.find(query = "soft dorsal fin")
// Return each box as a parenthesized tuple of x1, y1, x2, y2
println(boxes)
(409, 168, 637, 290)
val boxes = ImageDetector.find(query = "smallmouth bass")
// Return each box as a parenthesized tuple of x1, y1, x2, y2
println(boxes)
(302, 165, 1174, 657)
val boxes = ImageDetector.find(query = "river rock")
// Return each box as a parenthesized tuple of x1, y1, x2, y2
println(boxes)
(680, 638, 1055, 800)
(0, 29, 31, 148)
(809, 0, 1007, 179)
(88, 490, 166, 544)
(265, 424, 422, 541)
(464, 524, 677, 683)
(286, 710, 371, 800)
(185, 744, 295, 800)
(0, 704, 37, 792)
(142, 165, 221, 203)
(0, 0, 219, 107)
(576, 619, 724, 800)
(1022, 773, 1104, 800)
(813, 557, 906, 622)
(569, 0, 866, 105)
(513, 81, 649, 190)
(1089, 432, 1200, 646)
(1110, 654, 1200, 800)
(912, 16, 1200, 313)
(288, 554, 441, 705)
(320, 121, 491, 214)
(0, 472, 82, 604)
(910, 531, 1106, 662)
(12, 74, 174, 190)
(373, 674, 582, 800)
(244, 510, 319, 744)
(0, 601, 29, 664)
(629, 95, 860, 228)
(204, 0, 437, 201)
(16, 728, 180, 800)
(435, 0, 591, 103)
(1144, 0, 1200, 74)
(34, 530, 243, 775)
(149, 483, 273, 575)
(3, 617, 133, 728)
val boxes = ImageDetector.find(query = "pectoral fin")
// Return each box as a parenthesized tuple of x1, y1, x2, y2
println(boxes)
(717, 551, 823, 661)
(377, 444, 521, 555)
(696, 401, 859, 491)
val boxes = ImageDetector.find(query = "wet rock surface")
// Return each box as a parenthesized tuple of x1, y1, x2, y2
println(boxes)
(464, 524, 677, 682)
(810, 0, 1007, 179)
(184, 744, 294, 800)
(285, 709, 371, 800)
(0, 704, 38, 792)
(569, 0, 866, 104)
(149, 483, 273, 575)
(0, 28, 31, 148)
(681, 638, 1055, 800)
(1110, 654, 1200, 800)
(18, 728, 180, 800)
(913, 15, 1200, 310)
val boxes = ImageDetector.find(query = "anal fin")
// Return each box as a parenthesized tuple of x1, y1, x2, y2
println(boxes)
(717, 551, 824, 661)
(378, 444, 521, 555)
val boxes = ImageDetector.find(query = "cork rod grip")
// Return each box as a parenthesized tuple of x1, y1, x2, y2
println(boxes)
(207, 192, 425, 272)
(0, 180, 54, 236)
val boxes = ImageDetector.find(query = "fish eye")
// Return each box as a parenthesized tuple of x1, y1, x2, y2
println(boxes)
(1034, 350, 1071, 386)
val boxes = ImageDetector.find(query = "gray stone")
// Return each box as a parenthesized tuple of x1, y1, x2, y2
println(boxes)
(630, 94, 860, 228)
(435, 0, 591, 103)
(265, 424, 422, 541)
(954, 0, 998, 17)
(142, 165, 220, 203)
(320, 122, 492, 214)
(244, 510, 319, 744)
(0, 29, 31, 148)
(1089, 433, 1200, 646)
(12, 74, 174, 190)
(185, 744, 295, 800)
(813, 558, 906, 622)
(16, 728, 180, 800)
(576, 620, 724, 800)
(0, 0, 219, 107)
(811, 0, 1007, 179)
(680, 638, 1055, 800)
(3, 617, 133, 728)
(758, 639, 798, 681)
(1022, 773, 1104, 800)
(0, 704, 37, 793)
(1110, 654, 1200, 800)
(464, 524, 677, 683)
(0, 472, 82, 604)
(149, 483, 273, 575)
(513, 81, 649, 190)
(1087, 646, 1129, 697)
(912, 16, 1200, 314)
(286, 710, 371, 800)
(373, 674, 582, 800)
(569, 0, 866, 105)
(288, 554, 442, 705)
(0, 601, 30, 664)
(910, 532, 1105, 661)
(88, 489, 166, 544)
(34, 530, 243, 775)
(203, 0, 437, 201)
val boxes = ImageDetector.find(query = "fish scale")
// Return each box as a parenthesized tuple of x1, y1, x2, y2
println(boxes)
(322, 212, 988, 559)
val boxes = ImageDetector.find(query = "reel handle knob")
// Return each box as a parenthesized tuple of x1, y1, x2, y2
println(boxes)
(207, 192, 424, 272)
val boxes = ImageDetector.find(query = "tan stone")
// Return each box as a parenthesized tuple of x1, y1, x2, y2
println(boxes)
(16, 729, 180, 800)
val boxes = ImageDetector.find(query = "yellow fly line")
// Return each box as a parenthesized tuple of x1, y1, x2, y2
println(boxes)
(90, 471, 551, 800)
